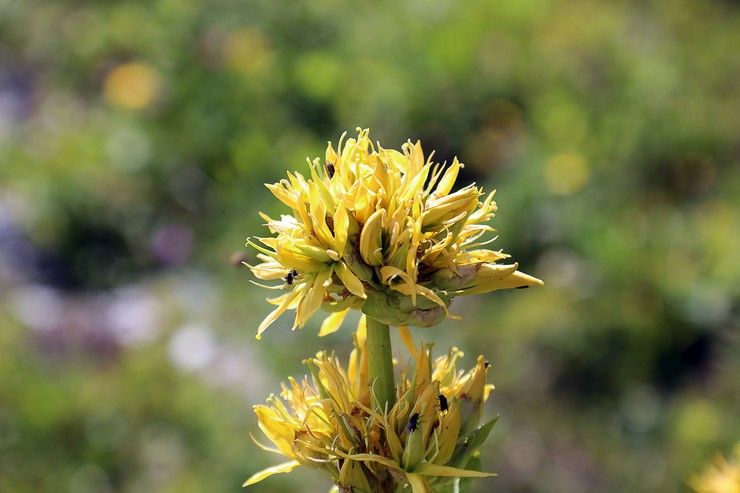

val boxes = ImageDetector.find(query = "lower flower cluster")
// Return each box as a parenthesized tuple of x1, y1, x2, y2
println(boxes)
(245, 318, 498, 493)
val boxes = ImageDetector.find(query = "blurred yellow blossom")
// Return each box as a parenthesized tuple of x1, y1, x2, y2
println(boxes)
(223, 27, 272, 76)
(690, 444, 740, 493)
(103, 62, 162, 110)
(544, 151, 590, 196)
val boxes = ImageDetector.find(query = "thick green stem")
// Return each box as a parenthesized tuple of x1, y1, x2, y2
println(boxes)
(366, 317, 396, 409)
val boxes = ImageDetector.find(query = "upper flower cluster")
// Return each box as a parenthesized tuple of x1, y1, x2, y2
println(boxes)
(248, 128, 542, 338)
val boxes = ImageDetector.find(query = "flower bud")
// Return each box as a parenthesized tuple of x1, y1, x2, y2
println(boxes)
(359, 209, 385, 266)
(433, 403, 461, 465)
(429, 264, 481, 291)
(458, 356, 490, 435)
(456, 263, 544, 295)
(401, 417, 425, 471)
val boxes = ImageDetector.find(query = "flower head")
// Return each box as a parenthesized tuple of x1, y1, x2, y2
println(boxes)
(690, 444, 740, 493)
(247, 128, 542, 338)
(245, 317, 499, 492)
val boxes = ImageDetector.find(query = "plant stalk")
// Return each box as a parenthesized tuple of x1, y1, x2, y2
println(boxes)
(366, 316, 396, 409)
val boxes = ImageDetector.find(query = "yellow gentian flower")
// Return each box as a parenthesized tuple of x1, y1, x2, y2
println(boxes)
(245, 318, 499, 493)
(247, 128, 542, 339)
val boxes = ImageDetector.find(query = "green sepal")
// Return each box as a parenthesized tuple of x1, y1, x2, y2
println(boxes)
(343, 242, 376, 283)
(448, 416, 499, 470)
(321, 295, 364, 313)
(362, 289, 448, 328)
(457, 452, 481, 493)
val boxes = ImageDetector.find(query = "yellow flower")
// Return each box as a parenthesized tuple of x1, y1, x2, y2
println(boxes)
(245, 317, 499, 493)
(247, 128, 543, 339)
(690, 444, 740, 493)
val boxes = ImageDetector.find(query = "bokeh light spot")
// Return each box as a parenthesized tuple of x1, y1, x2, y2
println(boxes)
(168, 324, 216, 372)
(675, 398, 721, 445)
(223, 27, 272, 76)
(103, 62, 162, 110)
(293, 51, 341, 101)
(545, 152, 590, 195)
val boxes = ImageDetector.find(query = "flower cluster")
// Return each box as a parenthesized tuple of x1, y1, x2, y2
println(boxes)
(246, 318, 498, 493)
(248, 128, 542, 339)
(689, 444, 740, 493)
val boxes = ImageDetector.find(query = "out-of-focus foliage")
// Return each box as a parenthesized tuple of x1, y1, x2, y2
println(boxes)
(0, 0, 738, 492)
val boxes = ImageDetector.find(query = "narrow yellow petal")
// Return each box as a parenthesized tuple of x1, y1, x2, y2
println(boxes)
(334, 262, 366, 299)
(433, 157, 461, 197)
(264, 183, 297, 209)
(400, 165, 430, 203)
(461, 266, 544, 295)
(257, 290, 300, 339)
(248, 433, 284, 455)
(318, 309, 350, 337)
(400, 326, 421, 360)
(406, 473, 430, 493)
(356, 315, 367, 344)
(434, 405, 461, 465)
(359, 209, 385, 266)
(380, 265, 417, 306)
(330, 449, 403, 472)
(296, 268, 333, 328)
(242, 460, 301, 487)
(254, 408, 295, 457)
(333, 204, 349, 255)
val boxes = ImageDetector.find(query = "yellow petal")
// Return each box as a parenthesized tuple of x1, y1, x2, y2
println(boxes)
(400, 164, 430, 203)
(318, 309, 350, 337)
(356, 315, 367, 344)
(400, 326, 420, 360)
(296, 268, 333, 328)
(257, 290, 300, 339)
(359, 209, 385, 266)
(242, 460, 301, 486)
(254, 406, 295, 457)
(406, 472, 430, 493)
(330, 449, 403, 472)
(454, 249, 510, 265)
(333, 204, 349, 255)
(434, 405, 461, 465)
(461, 265, 544, 295)
(433, 157, 462, 197)
(248, 433, 284, 455)
(265, 182, 297, 209)
(380, 265, 417, 306)
(334, 262, 366, 299)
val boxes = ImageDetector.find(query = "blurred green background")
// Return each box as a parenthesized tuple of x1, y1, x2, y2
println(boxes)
(1, 0, 738, 492)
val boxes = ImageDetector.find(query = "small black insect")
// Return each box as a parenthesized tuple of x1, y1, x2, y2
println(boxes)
(406, 413, 420, 433)
(284, 269, 299, 285)
(326, 162, 335, 179)
(438, 394, 448, 413)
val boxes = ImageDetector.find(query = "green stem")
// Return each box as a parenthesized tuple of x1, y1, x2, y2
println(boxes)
(366, 317, 396, 409)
